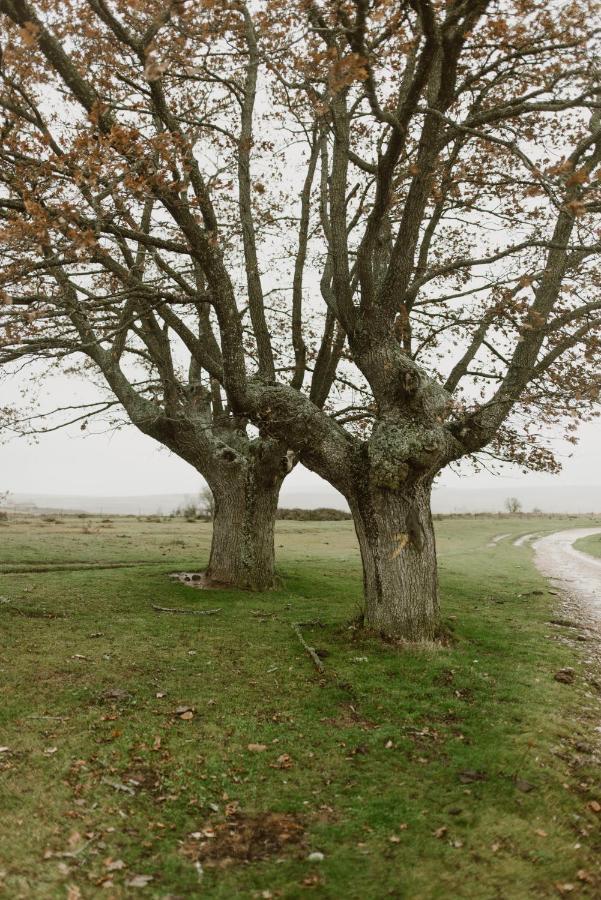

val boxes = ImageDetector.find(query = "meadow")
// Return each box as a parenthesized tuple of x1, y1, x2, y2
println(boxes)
(1, 513, 601, 899)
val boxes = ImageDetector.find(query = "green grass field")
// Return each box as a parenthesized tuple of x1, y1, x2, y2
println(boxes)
(1, 514, 601, 899)
(576, 532, 601, 559)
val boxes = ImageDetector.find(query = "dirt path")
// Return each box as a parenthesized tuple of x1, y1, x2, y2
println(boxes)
(533, 527, 601, 619)
(513, 532, 540, 547)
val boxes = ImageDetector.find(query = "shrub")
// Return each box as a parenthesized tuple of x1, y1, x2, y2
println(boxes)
(276, 507, 352, 521)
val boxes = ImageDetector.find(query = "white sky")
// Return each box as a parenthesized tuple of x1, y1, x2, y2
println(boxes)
(0, 367, 599, 505)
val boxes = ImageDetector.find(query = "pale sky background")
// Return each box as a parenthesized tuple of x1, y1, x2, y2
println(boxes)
(1, 368, 599, 513)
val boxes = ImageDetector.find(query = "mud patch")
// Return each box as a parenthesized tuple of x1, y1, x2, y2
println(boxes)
(169, 571, 232, 590)
(182, 811, 305, 867)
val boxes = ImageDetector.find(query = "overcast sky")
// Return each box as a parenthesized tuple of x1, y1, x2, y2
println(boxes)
(1, 367, 599, 508)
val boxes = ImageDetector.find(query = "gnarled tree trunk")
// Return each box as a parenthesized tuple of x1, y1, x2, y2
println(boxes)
(206, 453, 283, 591)
(348, 479, 439, 641)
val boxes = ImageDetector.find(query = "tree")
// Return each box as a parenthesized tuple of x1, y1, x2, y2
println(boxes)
(199, 485, 216, 521)
(0, 0, 599, 638)
(505, 497, 522, 515)
(0, 0, 305, 591)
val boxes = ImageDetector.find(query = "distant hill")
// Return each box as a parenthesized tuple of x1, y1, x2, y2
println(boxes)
(3, 482, 601, 515)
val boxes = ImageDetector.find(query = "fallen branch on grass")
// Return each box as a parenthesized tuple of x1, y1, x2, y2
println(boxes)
(151, 604, 221, 615)
(292, 622, 325, 674)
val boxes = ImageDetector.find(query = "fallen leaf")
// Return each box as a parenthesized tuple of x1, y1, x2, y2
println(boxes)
(101, 777, 135, 795)
(104, 859, 126, 872)
(153, 736, 161, 751)
(458, 770, 487, 784)
(247, 743, 268, 752)
(515, 779, 535, 793)
(67, 886, 82, 900)
(588, 800, 601, 813)
(577, 870, 594, 883)
(271, 753, 293, 769)
(155, 692, 166, 699)
(44, 747, 58, 755)
(389, 835, 401, 844)
(103, 689, 131, 701)
(126, 874, 154, 888)
(554, 668, 575, 685)
(179, 711, 194, 721)
(555, 884, 576, 895)
(534, 828, 548, 838)
(433, 826, 448, 839)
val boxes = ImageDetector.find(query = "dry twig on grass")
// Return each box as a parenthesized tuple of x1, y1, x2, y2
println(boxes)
(151, 605, 221, 615)
(292, 622, 325, 674)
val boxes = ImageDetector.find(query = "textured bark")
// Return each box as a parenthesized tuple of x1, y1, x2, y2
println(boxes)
(349, 480, 439, 641)
(206, 456, 282, 591)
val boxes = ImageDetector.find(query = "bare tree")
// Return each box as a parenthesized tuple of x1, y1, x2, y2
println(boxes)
(505, 497, 522, 515)
(0, 0, 599, 639)
(199, 485, 215, 521)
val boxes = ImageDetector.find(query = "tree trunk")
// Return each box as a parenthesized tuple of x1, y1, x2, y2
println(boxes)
(206, 458, 282, 591)
(349, 480, 440, 641)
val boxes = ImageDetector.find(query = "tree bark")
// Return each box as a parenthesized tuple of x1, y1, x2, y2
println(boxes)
(349, 480, 440, 641)
(206, 455, 283, 591)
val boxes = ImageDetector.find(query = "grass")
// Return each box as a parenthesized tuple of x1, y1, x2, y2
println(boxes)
(0, 514, 600, 898)
(575, 531, 601, 559)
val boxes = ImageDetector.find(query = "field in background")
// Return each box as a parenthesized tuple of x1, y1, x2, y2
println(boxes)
(1, 515, 601, 898)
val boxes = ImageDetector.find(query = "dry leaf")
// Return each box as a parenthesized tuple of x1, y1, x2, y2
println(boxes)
(458, 770, 487, 784)
(179, 711, 194, 721)
(126, 874, 154, 888)
(104, 859, 126, 871)
(247, 743, 268, 752)
(515, 779, 535, 793)
(588, 800, 601, 813)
